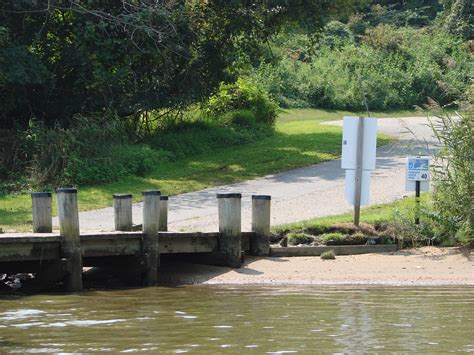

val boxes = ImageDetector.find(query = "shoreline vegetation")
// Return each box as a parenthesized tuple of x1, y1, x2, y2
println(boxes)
(0, 108, 404, 232)
(1, 1, 471, 249)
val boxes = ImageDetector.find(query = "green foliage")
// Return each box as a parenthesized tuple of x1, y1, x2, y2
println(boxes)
(287, 232, 314, 245)
(320, 21, 354, 48)
(65, 145, 160, 186)
(320, 250, 336, 260)
(361, 1, 443, 28)
(320, 232, 367, 245)
(429, 108, 473, 244)
(204, 78, 279, 126)
(17, 114, 159, 187)
(321, 233, 346, 242)
(145, 119, 271, 160)
(381, 206, 439, 248)
(0, 1, 359, 130)
(254, 26, 470, 110)
(440, 0, 473, 39)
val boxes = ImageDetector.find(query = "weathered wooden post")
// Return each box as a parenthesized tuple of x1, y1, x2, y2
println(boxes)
(142, 190, 161, 286)
(113, 194, 133, 231)
(31, 192, 53, 233)
(251, 195, 271, 256)
(159, 195, 168, 232)
(217, 193, 242, 268)
(56, 188, 82, 292)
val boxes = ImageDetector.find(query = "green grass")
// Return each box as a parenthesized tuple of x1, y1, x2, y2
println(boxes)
(0, 108, 411, 231)
(274, 195, 430, 233)
(277, 108, 429, 123)
(320, 250, 336, 260)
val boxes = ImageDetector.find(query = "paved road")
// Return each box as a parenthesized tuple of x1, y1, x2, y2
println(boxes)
(56, 117, 439, 232)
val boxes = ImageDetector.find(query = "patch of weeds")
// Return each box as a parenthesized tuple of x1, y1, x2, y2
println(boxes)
(321, 250, 336, 260)
(320, 233, 346, 245)
(287, 232, 314, 245)
(321, 232, 368, 245)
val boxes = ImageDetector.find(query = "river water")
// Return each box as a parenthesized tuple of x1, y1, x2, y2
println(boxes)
(0, 286, 473, 353)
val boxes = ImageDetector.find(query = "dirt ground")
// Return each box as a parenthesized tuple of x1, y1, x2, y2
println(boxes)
(157, 247, 474, 286)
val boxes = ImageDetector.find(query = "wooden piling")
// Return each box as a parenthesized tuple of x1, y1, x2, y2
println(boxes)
(142, 190, 161, 286)
(113, 194, 133, 231)
(217, 193, 242, 268)
(159, 195, 168, 232)
(251, 195, 271, 256)
(56, 188, 82, 292)
(31, 192, 52, 233)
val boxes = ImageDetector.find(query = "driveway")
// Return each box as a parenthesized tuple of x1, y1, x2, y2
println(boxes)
(56, 116, 439, 232)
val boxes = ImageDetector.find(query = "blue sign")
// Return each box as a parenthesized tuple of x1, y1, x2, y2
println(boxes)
(406, 157, 430, 181)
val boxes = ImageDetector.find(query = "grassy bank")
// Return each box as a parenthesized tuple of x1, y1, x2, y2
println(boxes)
(0, 108, 419, 231)
(272, 194, 467, 248)
(274, 195, 428, 234)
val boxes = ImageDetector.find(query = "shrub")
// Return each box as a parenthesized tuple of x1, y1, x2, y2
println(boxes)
(204, 78, 278, 126)
(287, 232, 313, 245)
(429, 107, 473, 244)
(321, 250, 336, 260)
(19, 113, 160, 187)
(251, 27, 470, 111)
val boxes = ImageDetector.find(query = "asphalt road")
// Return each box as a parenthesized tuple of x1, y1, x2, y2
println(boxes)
(56, 116, 439, 232)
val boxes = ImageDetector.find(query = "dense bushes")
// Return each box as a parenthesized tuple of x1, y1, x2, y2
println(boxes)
(204, 78, 278, 126)
(0, 78, 277, 190)
(253, 26, 471, 111)
(430, 105, 473, 244)
(15, 115, 159, 187)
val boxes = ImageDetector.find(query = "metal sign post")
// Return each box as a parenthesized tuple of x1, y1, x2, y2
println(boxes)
(342, 116, 377, 226)
(405, 156, 430, 225)
(353, 117, 365, 226)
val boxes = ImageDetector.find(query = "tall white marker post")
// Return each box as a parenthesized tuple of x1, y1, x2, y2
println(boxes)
(341, 116, 377, 226)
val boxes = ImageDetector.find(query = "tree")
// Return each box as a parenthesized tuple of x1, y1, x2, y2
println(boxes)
(0, 0, 360, 129)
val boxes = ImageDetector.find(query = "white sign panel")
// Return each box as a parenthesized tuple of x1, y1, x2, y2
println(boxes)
(405, 156, 430, 192)
(405, 180, 430, 192)
(406, 157, 430, 181)
(341, 116, 377, 171)
(345, 170, 371, 205)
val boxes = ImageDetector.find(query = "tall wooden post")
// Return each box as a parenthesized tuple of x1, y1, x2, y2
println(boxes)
(56, 188, 82, 292)
(113, 194, 133, 231)
(142, 190, 161, 286)
(251, 195, 271, 256)
(217, 193, 242, 268)
(159, 195, 168, 232)
(31, 192, 52, 233)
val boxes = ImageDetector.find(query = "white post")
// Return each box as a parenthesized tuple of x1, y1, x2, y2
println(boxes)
(159, 195, 168, 232)
(113, 194, 133, 231)
(142, 190, 160, 286)
(31, 192, 52, 233)
(251, 195, 271, 256)
(217, 193, 242, 268)
(56, 188, 82, 292)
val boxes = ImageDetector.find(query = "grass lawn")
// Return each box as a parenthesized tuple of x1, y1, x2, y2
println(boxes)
(274, 195, 429, 233)
(0, 108, 423, 231)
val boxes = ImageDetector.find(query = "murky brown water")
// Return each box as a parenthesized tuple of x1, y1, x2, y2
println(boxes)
(0, 286, 473, 353)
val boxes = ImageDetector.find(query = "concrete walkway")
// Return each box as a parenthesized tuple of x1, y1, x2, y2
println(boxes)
(55, 117, 439, 232)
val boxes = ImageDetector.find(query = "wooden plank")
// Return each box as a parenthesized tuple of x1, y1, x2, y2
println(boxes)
(0, 231, 256, 263)
(270, 244, 398, 257)
(159, 233, 219, 254)
(0, 240, 60, 262)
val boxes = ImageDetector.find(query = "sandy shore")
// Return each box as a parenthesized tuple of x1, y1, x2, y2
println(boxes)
(157, 247, 474, 286)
